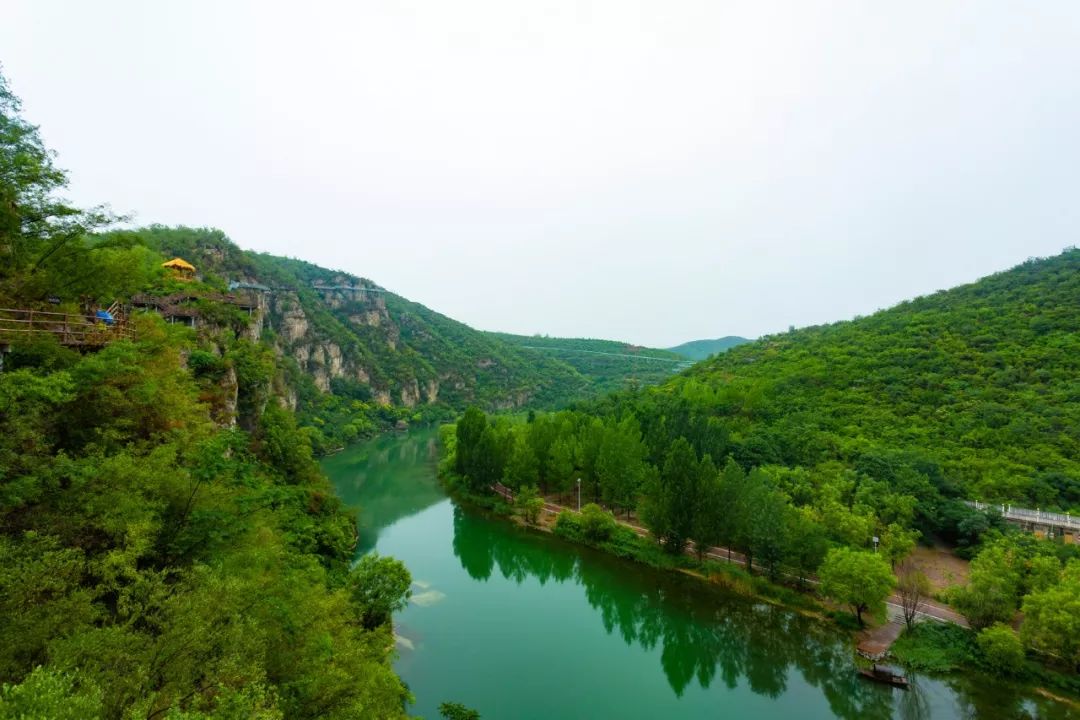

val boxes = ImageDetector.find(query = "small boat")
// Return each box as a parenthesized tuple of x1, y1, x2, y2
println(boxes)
(858, 663, 910, 689)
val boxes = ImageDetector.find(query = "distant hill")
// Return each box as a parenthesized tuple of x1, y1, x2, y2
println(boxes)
(592, 250, 1080, 512)
(489, 332, 690, 396)
(666, 336, 751, 360)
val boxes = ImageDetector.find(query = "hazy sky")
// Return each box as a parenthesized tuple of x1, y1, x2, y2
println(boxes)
(3, 2, 1078, 347)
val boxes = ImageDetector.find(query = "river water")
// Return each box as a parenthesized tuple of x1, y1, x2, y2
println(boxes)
(323, 428, 1076, 720)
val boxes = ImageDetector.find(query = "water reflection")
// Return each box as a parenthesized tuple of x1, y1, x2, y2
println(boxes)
(323, 429, 444, 552)
(450, 506, 1079, 720)
(450, 505, 895, 718)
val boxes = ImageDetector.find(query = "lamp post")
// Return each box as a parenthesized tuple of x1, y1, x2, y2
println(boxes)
(577, 478, 582, 512)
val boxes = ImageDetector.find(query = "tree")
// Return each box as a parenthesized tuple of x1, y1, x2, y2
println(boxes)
(346, 553, 412, 630)
(596, 416, 647, 518)
(783, 508, 828, 586)
(0, 667, 103, 720)
(580, 503, 617, 542)
(455, 407, 487, 481)
(747, 475, 791, 579)
(953, 544, 1021, 630)
(0, 68, 114, 296)
(1020, 560, 1080, 672)
(895, 560, 930, 629)
(469, 424, 510, 492)
(717, 458, 747, 563)
(644, 438, 700, 554)
(692, 464, 725, 562)
(515, 485, 544, 526)
(879, 523, 918, 569)
(439, 701, 481, 720)
(504, 434, 539, 490)
(546, 436, 576, 500)
(818, 548, 895, 626)
(978, 623, 1026, 676)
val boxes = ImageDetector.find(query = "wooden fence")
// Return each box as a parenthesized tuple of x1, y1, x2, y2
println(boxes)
(0, 307, 134, 347)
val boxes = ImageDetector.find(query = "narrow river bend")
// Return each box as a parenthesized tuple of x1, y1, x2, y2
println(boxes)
(323, 429, 1076, 720)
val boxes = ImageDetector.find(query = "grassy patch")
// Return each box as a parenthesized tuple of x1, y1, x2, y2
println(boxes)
(891, 622, 979, 673)
(891, 623, 1080, 700)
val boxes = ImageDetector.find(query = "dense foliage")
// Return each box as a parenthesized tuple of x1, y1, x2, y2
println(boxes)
(0, 67, 413, 718)
(665, 336, 750, 361)
(0, 319, 413, 718)
(489, 332, 688, 395)
(446, 249, 1080, 677)
(624, 251, 1080, 512)
(105, 224, 591, 452)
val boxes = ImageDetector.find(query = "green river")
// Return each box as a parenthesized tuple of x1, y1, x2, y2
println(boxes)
(323, 429, 1077, 720)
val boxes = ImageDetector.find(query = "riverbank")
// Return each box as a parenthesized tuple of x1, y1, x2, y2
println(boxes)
(442, 472, 1080, 709)
(441, 473, 829, 617)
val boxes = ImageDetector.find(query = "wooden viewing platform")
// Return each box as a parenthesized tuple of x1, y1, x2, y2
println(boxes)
(0, 306, 134, 348)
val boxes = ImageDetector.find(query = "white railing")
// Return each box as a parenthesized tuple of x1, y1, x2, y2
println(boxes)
(965, 500, 1079, 532)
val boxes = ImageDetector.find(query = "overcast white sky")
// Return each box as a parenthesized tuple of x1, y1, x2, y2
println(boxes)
(3, 1, 1078, 347)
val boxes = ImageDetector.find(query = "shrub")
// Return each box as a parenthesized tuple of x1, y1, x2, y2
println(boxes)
(554, 510, 582, 540)
(580, 503, 616, 542)
(186, 349, 227, 379)
(890, 622, 979, 673)
(977, 623, 1026, 676)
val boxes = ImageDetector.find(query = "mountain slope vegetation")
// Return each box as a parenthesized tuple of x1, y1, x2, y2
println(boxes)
(487, 331, 688, 395)
(666, 336, 750, 361)
(0, 69, 413, 717)
(660, 251, 1080, 510)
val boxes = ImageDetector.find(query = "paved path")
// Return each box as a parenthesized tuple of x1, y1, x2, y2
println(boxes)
(493, 482, 968, 630)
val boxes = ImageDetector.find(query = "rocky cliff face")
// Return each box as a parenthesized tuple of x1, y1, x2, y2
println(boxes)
(139, 227, 585, 427)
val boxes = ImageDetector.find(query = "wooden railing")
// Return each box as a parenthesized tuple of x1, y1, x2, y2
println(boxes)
(0, 307, 135, 347)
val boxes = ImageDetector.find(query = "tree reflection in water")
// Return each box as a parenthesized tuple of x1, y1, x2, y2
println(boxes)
(451, 506, 896, 719)
(450, 506, 1077, 720)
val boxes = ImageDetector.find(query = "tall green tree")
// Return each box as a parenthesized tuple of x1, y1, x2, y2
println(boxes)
(504, 433, 540, 490)
(455, 407, 487, 480)
(953, 543, 1022, 630)
(1021, 560, 1080, 672)
(0, 68, 114, 298)
(692, 460, 726, 561)
(347, 553, 413, 630)
(818, 547, 895, 626)
(597, 416, 648, 518)
(643, 438, 700, 554)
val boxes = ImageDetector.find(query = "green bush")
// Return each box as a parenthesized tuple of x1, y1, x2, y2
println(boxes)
(554, 510, 582, 539)
(977, 623, 1026, 676)
(890, 622, 980, 673)
(187, 349, 227, 379)
(580, 503, 617, 542)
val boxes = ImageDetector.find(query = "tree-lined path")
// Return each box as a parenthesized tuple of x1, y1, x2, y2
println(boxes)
(492, 481, 968, 629)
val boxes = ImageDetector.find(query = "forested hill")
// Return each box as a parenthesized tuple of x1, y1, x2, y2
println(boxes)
(487, 331, 689, 395)
(666, 336, 750, 361)
(0, 69, 415, 717)
(102, 225, 588, 450)
(605, 250, 1080, 512)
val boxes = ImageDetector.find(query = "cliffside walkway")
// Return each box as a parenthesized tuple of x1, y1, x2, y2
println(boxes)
(492, 482, 968, 632)
(0, 305, 134, 348)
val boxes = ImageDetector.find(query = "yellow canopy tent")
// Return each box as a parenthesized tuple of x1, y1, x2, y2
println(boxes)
(162, 258, 196, 279)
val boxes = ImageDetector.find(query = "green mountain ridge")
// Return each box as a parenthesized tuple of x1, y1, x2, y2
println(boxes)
(666, 336, 751, 360)
(487, 331, 689, 395)
(601, 249, 1080, 512)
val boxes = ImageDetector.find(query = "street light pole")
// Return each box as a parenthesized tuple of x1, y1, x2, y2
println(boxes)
(577, 478, 581, 512)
